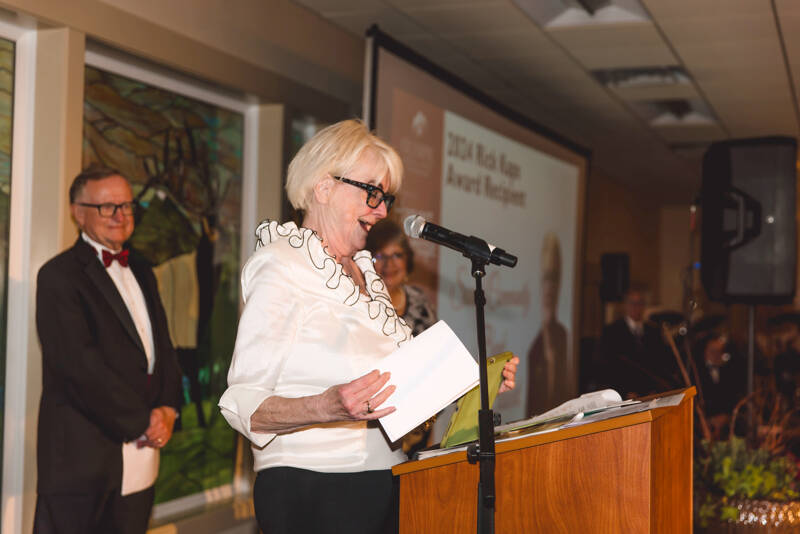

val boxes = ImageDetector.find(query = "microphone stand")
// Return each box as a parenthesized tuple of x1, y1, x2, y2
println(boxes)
(465, 256, 495, 534)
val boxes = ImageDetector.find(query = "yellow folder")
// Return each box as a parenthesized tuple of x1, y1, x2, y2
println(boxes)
(440, 352, 515, 448)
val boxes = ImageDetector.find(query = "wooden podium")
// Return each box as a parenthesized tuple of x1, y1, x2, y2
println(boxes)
(393, 388, 695, 533)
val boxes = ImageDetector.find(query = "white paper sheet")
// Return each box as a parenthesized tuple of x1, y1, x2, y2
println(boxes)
(563, 392, 685, 428)
(378, 321, 478, 443)
(495, 388, 629, 434)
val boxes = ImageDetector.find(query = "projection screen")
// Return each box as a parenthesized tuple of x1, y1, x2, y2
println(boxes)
(365, 27, 589, 424)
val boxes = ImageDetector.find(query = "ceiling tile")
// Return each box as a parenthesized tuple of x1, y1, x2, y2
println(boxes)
(775, 6, 800, 112)
(612, 83, 699, 101)
(641, 0, 769, 20)
(569, 44, 678, 69)
(401, 1, 532, 35)
(678, 41, 786, 74)
(445, 28, 551, 59)
(292, 0, 384, 12)
(652, 123, 727, 144)
(386, 0, 494, 7)
(548, 21, 664, 48)
(326, 7, 426, 37)
(776, 0, 800, 15)
(655, 13, 775, 44)
(547, 21, 678, 68)
(434, 55, 511, 92)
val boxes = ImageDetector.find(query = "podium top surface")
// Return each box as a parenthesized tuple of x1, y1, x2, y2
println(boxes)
(392, 387, 695, 476)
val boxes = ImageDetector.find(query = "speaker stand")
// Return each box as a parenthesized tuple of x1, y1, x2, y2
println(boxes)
(747, 304, 755, 434)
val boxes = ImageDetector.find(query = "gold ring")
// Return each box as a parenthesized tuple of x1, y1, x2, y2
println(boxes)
(366, 400, 374, 414)
(156, 438, 163, 444)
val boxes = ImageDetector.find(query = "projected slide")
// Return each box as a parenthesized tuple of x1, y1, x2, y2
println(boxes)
(369, 33, 587, 423)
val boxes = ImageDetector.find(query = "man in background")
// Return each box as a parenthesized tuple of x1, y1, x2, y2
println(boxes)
(600, 288, 677, 398)
(34, 166, 182, 534)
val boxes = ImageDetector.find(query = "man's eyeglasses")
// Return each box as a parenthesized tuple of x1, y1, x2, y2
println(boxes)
(333, 176, 395, 212)
(75, 201, 136, 218)
(373, 252, 406, 264)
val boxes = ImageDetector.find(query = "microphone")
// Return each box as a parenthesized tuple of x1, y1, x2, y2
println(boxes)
(404, 215, 517, 268)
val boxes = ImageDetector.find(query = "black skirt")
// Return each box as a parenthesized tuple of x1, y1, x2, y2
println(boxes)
(254, 466, 398, 534)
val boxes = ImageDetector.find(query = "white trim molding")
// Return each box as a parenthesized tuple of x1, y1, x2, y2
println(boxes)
(2, 26, 38, 534)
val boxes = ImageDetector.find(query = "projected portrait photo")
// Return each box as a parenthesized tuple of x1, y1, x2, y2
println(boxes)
(526, 232, 569, 415)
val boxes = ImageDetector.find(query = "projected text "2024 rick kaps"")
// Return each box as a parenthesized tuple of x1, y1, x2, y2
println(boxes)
(445, 132, 526, 208)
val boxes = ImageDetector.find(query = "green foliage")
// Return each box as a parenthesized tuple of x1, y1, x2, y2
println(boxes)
(154, 399, 235, 504)
(696, 437, 799, 526)
(700, 438, 798, 501)
(719, 504, 739, 522)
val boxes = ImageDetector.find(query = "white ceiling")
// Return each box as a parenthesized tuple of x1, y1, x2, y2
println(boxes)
(291, 0, 800, 203)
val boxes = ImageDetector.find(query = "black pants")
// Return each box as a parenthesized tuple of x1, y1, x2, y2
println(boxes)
(254, 467, 398, 534)
(33, 485, 155, 534)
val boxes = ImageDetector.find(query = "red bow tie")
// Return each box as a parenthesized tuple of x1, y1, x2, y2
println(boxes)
(102, 249, 129, 268)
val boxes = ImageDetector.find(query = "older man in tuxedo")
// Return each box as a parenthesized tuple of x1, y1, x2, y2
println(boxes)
(33, 167, 182, 534)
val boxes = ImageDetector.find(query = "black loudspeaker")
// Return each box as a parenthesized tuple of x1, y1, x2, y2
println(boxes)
(600, 253, 629, 302)
(701, 136, 797, 304)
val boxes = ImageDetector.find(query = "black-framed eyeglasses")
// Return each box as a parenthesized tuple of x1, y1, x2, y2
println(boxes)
(75, 201, 135, 218)
(333, 176, 395, 211)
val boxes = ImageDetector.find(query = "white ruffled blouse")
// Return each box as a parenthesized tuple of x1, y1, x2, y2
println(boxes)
(219, 220, 412, 473)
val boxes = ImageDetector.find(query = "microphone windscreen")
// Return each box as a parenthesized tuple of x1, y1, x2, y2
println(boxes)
(404, 215, 426, 239)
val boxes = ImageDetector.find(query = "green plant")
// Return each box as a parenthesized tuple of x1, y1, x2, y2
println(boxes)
(695, 437, 799, 526)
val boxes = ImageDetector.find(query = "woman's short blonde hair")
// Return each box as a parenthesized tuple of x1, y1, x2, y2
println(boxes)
(286, 119, 404, 212)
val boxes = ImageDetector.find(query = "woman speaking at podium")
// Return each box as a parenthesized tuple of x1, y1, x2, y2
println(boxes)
(219, 120, 517, 534)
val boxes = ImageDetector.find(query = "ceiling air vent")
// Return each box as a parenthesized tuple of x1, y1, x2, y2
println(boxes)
(513, 0, 649, 27)
(593, 66, 689, 88)
(633, 99, 724, 143)
(575, 0, 612, 15)
(646, 100, 715, 126)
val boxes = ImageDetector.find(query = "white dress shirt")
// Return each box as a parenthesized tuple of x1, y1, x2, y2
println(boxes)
(219, 220, 412, 473)
(624, 315, 643, 339)
(81, 232, 158, 496)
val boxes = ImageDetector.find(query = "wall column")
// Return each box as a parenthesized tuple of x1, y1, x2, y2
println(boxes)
(2, 26, 84, 534)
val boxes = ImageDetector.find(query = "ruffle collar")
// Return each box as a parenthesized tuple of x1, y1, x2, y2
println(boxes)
(255, 219, 412, 346)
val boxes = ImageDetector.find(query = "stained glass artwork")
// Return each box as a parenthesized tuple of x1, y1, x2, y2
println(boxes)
(0, 37, 14, 498)
(83, 65, 243, 504)
(282, 114, 329, 221)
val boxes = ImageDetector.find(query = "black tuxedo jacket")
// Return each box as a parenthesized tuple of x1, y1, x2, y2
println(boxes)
(35, 238, 182, 495)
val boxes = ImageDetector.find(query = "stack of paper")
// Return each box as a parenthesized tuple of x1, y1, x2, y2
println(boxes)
(563, 392, 685, 428)
(495, 389, 633, 434)
(378, 321, 478, 443)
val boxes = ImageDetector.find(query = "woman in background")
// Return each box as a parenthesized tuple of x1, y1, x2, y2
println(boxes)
(366, 219, 437, 337)
(366, 219, 438, 456)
